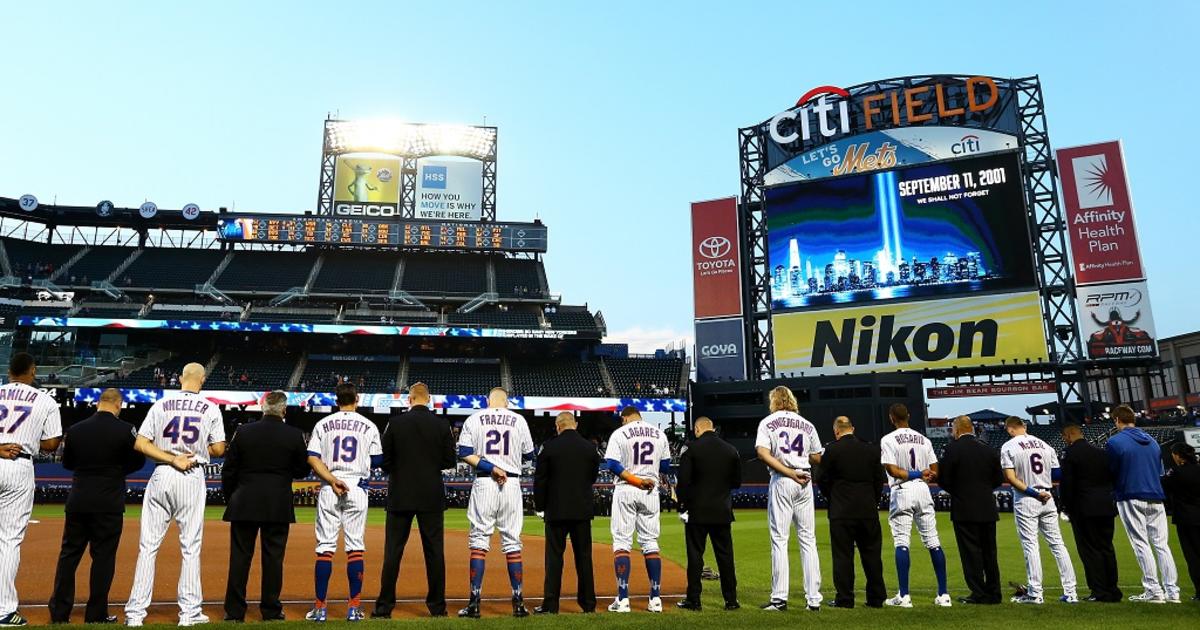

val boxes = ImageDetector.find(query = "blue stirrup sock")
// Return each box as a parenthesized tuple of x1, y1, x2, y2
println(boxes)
(896, 546, 911, 596)
(614, 551, 632, 600)
(314, 551, 334, 608)
(930, 547, 948, 595)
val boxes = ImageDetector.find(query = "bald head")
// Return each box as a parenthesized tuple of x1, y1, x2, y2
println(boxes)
(488, 387, 508, 409)
(694, 417, 714, 437)
(952, 415, 974, 438)
(98, 388, 122, 415)
(555, 412, 577, 434)
(833, 415, 854, 438)
(180, 363, 206, 391)
(409, 382, 431, 406)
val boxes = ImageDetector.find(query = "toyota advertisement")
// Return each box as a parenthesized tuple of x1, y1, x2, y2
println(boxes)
(691, 197, 743, 319)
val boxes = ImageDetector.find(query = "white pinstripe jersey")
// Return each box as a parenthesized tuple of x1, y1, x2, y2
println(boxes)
(307, 411, 382, 477)
(1001, 435, 1059, 490)
(605, 419, 670, 478)
(139, 390, 225, 464)
(457, 407, 533, 475)
(0, 382, 62, 455)
(754, 411, 823, 470)
(880, 427, 937, 487)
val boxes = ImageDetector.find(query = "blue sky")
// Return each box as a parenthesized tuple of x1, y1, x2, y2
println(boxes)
(3, 1, 1196, 416)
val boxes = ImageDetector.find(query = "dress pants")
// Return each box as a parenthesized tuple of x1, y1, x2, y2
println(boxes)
(1177, 524, 1200, 596)
(48, 512, 123, 622)
(952, 520, 1002, 603)
(542, 519, 596, 612)
(828, 518, 886, 607)
(684, 522, 737, 604)
(374, 510, 446, 616)
(1071, 515, 1122, 601)
(223, 521, 290, 620)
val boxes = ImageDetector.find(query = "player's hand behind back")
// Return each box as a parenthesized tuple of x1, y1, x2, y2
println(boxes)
(331, 479, 350, 497)
(0, 443, 21, 460)
(170, 452, 196, 472)
(639, 475, 657, 493)
(789, 469, 811, 486)
(491, 467, 508, 487)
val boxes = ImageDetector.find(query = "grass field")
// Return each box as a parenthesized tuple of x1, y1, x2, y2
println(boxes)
(30, 505, 1197, 628)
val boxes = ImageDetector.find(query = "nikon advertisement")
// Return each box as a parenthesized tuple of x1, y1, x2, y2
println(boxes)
(333, 153, 401, 217)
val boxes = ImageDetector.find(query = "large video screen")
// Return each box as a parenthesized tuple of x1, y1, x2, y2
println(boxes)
(766, 151, 1035, 310)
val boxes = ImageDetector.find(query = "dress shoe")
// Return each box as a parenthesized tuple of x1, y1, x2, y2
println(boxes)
(958, 596, 983, 604)
(533, 606, 557, 615)
(370, 611, 391, 619)
(221, 617, 243, 624)
(675, 600, 701, 611)
(724, 601, 740, 611)
(262, 614, 285, 622)
(825, 600, 854, 609)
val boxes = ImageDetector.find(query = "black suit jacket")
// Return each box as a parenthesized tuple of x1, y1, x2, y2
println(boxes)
(937, 434, 1004, 523)
(534, 429, 601, 521)
(221, 416, 310, 523)
(62, 411, 145, 513)
(675, 431, 742, 524)
(1059, 438, 1118, 518)
(816, 433, 885, 520)
(1162, 461, 1200, 526)
(381, 405, 456, 513)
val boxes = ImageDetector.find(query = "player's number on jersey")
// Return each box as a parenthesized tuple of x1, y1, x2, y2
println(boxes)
(484, 429, 510, 456)
(631, 441, 655, 465)
(909, 448, 917, 470)
(777, 431, 803, 455)
(332, 436, 358, 463)
(163, 416, 201, 445)
(1030, 452, 1044, 474)
(0, 404, 32, 434)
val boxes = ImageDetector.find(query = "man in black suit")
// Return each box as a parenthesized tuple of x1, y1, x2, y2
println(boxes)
(532, 412, 601, 614)
(675, 417, 742, 611)
(49, 389, 159, 623)
(222, 391, 347, 621)
(373, 382, 456, 618)
(937, 416, 1004, 604)
(815, 416, 887, 608)
(1060, 424, 1122, 602)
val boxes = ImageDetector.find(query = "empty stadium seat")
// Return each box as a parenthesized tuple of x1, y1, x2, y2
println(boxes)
(212, 353, 299, 391)
(546, 308, 598, 331)
(60, 246, 135, 286)
(605, 357, 685, 397)
(406, 360, 501, 396)
(446, 308, 539, 329)
(216, 250, 317, 293)
(400, 253, 487, 296)
(511, 360, 607, 397)
(312, 250, 400, 293)
(2, 238, 84, 280)
(493, 257, 545, 298)
(300, 359, 398, 392)
(121, 248, 225, 290)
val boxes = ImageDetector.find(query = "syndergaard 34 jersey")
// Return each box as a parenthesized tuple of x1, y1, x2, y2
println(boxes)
(605, 420, 670, 479)
(754, 410, 823, 470)
(457, 407, 533, 475)
(308, 410, 382, 478)
(0, 382, 62, 455)
(1001, 435, 1059, 491)
(139, 390, 226, 464)
(880, 427, 938, 487)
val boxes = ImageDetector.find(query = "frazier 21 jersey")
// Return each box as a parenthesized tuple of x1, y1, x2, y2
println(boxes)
(1000, 435, 1059, 492)
(139, 390, 225, 464)
(457, 407, 534, 475)
(0, 382, 62, 455)
(880, 427, 937, 487)
(754, 411, 822, 470)
(308, 411, 382, 478)
(605, 420, 670, 479)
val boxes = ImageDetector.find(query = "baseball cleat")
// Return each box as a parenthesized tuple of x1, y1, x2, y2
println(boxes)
(1164, 593, 1181, 604)
(806, 603, 820, 612)
(124, 619, 143, 628)
(759, 600, 787, 611)
(304, 608, 327, 623)
(934, 593, 952, 607)
(1011, 594, 1043, 605)
(607, 598, 631, 613)
(457, 599, 481, 618)
(1059, 595, 1079, 604)
(512, 597, 529, 618)
(176, 614, 209, 627)
(647, 597, 663, 613)
(0, 613, 26, 627)
(346, 607, 364, 622)
(1128, 592, 1165, 603)
(884, 594, 913, 608)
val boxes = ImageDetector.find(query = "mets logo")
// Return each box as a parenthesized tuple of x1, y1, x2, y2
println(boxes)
(699, 236, 732, 259)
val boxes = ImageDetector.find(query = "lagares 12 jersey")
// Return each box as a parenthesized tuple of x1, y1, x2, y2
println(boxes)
(308, 411, 382, 478)
(0, 382, 62, 455)
(754, 411, 822, 470)
(140, 390, 226, 463)
(1000, 435, 1059, 491)
(880, 427, 937, 487)
(458, 407, 533, 475)
(605, 420, 670, 479)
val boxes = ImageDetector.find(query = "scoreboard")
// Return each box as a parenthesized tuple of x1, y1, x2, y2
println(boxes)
(216, 214, 547, 253)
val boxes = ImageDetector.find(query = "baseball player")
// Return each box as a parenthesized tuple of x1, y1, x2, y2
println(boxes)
(305, 383, 381, 623)
(879, 403, 951, 608)
(0, 353, 63, 627)
(1000, 416, 1078, 604)
(125, 363, 226, 627)
(604, 406, 671, 614)
(755, 386, 823, 612)
(456, 387, 535, 618)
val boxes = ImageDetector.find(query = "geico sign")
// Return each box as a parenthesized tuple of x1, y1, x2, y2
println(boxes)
(810, 314, 997, 368)
(334, 203, 399, 217)
(769, 76, 1001, 145)
(701, 343, 739, 359)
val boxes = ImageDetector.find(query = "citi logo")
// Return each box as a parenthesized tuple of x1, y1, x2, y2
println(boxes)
(701, 343, 739, 359)
(699, 236, 732, 259)
(951, 134, 980, 155)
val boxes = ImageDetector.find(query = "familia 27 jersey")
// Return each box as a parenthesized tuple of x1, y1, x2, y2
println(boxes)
(308, 411, 382, 555)
(458, 408, 534, 554)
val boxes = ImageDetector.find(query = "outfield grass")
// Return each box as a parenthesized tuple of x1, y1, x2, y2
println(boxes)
(30, 505, 1197, 628)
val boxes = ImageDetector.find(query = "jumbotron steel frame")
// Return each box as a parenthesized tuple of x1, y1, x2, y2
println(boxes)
(737, 75, 1089, 415)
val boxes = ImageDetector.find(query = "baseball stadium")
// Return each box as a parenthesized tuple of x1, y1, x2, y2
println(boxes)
(4, 3, 1200, 630)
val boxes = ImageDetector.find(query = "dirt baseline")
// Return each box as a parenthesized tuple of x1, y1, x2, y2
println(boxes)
(16, 517, 686, 623)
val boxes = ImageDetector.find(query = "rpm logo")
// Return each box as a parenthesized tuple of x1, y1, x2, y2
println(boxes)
(951, 134, 981, 155)
(698, 236, 732, 259)
(1084, 287, 1143, 309)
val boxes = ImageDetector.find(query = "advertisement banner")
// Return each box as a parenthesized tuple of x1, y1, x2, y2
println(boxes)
(695, 317, 747, 382)
(334, 153, 401, 216)
(1056, 141, 1146, 284)
(415, 158, 484, 221)
(1076, 280, 1158, 359)
(691, 197, 743, 319)
(772, 291, 1047, 377)
(927, 380, 1057, 399)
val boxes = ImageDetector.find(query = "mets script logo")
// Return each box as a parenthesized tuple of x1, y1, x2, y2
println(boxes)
(699, 236, 732, 259)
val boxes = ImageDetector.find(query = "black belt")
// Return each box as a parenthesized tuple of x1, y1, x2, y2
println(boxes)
(476, 470, 520, 478)
(15, 453, 30, 460)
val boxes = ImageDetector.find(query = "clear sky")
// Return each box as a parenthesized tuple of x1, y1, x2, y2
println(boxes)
(3, 1, 1196, 417)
